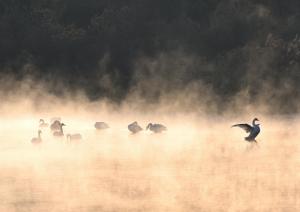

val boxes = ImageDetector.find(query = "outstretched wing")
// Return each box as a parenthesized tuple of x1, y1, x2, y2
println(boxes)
(157, 124, 167, 130)
(232, 124, 253, 133)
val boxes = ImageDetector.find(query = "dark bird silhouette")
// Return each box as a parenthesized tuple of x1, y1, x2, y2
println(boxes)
(146, 123, 167, 133)
(53, 123, 66, 137)
(50, 120, 62, 131)
(128, 121, 143, 134)
(232, 118, 261, 142)
(94, 122, 109, 130)
(31, 130, 42, 145)
(66, 133, 82, 142)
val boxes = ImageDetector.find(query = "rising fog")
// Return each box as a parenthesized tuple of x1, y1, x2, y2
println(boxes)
(0, 83, 299, 211)
(0, 0, 300, 112)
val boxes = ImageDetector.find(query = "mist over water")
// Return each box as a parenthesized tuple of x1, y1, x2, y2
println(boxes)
(1, 1, 300, 211)
(1, 94, 300, 212)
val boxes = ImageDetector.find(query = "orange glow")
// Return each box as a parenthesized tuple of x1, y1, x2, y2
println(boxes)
(0, 92, 299, 211)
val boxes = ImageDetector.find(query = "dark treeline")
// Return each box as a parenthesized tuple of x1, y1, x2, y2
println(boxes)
(0, 0, 300, 111)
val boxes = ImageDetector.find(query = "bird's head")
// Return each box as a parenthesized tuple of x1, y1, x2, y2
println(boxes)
(61, 123, 66, 126)
(253, 118, 259, 125)
(146, 123, 152, 130)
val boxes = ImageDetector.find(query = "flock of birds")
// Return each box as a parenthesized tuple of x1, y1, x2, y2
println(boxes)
(31, 118, 168, 145)
(31, 117, 261, 146)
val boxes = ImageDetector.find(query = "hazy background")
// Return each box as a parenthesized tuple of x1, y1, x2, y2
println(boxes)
(0, 0, 300, 113)
(1, 0, 300, 211)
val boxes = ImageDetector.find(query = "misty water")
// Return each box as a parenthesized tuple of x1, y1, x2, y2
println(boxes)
(0, 110, 300, 212)
(2, 0, 300, 211)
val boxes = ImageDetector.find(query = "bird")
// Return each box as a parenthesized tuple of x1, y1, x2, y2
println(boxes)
(53, 123, 66, 137)
(50, 120, 61, 131)
(128, 121, 143, 134)
(39, 119, 49, 128)
(66, 133, 82, 142)
(146, 123, 167, 133)
(31, 130, 42, 144)
(94, 122, 109, 130)
(232, 118, 261, 142)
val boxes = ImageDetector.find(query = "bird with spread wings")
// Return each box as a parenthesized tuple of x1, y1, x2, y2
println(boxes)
(232, 118, 261, 142)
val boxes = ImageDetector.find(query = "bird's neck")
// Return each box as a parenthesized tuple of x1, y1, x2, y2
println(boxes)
(252, 120, 258, 126)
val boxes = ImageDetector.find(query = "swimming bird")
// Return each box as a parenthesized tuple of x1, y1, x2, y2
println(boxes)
(146, 123, 167, 133)
(53, 123, 66, 137)
(31, 130, 42, 144)
(66, 133, 82, 141)
(232, 118, 261, 142)
(94, 122, 109, 130)
(39, 119, 49, 128)
(50, 120, 61, 131)
(128, 121, 143, 134)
